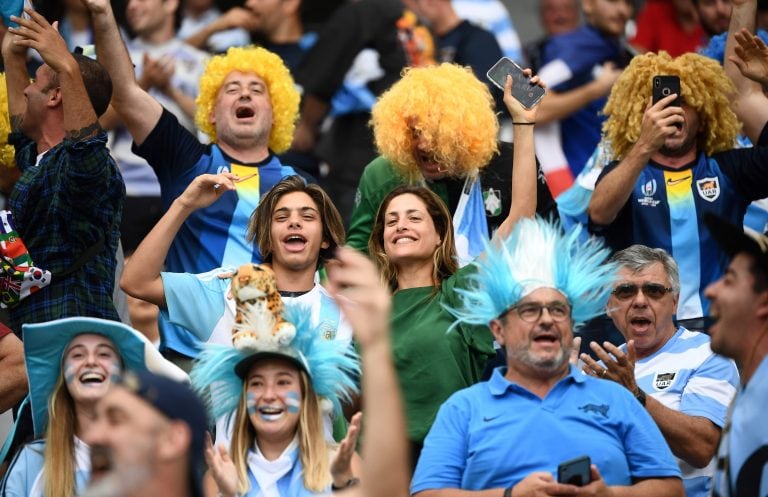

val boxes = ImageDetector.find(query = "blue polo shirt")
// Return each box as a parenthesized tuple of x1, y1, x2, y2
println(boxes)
(412, 365, 681, 493)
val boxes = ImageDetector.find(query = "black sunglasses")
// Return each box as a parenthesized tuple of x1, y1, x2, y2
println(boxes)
(612, 283, 674, 300)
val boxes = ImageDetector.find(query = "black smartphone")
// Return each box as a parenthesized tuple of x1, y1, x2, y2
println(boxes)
(652, 75, 681, 107)
(557, 455, 591, 486)
(486, 57, 546, 109)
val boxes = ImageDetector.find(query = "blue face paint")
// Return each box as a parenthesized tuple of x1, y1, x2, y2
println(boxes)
(64, 364, 76, 385)
(285, 391, 301, 414)
(246, 392, 258, 416)
(107, 361, 122, 385)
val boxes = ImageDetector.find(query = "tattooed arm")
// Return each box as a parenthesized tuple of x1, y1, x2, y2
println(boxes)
(8, 8, 102, 142)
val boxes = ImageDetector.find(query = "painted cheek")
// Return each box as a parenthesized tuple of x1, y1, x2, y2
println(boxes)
(64, 364, 76, 385)
(246, 392, 258, 415)
(284, 391, 301, 414)
(106, 361, 122, 384)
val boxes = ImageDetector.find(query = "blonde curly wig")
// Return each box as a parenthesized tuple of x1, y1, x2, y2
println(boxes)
(371, 63, 499, 181)
(0, 73, 14, 168)
(195, 46, 299, 153)
(603, 51, 740, 160)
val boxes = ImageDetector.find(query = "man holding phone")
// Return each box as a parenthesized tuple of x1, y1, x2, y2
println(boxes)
(411, 218, 683, 497)
(589, 50, 768, 333)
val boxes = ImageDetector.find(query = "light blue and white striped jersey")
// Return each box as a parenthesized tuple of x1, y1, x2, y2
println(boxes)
(1, 438, 90, 497)
(161, 268, 351, 353)
(622, 327, 739, 497)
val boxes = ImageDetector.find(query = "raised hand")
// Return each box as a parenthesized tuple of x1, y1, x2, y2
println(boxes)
(8, 9, 71, 74)
(730, 28, 768, 87)
(204, 432, 239, 497)
(176, 172, 238, 212)
(79, 0, 110, 15)
(330, 412, 362, 487)
(219, 7, 260, 31)
(502, 67, 546, 124)
(325, 247, 391, 348)
(636, 95, 685, 154)
(140, 53, 175, 93)
(580, 340, 639, 394)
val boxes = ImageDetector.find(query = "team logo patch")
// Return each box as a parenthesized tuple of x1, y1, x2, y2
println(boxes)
(653, 372, 677, 390)
(483, 188, 502, 216)
(696, 177, 720, 202)
(320, 320, 337, 341)
(578, 403, 609, 418)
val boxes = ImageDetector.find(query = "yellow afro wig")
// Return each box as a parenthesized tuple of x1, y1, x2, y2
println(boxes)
(371, 63, 499, 181)
(0, 73, 14, 168)
(603, 51, 740, 160)
(195, 46, 299, 153)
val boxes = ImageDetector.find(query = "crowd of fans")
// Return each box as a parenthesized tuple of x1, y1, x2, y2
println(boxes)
(0, 0, 766, 496)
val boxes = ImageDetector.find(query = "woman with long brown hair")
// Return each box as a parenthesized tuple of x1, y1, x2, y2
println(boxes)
(366, 68, 544, 463)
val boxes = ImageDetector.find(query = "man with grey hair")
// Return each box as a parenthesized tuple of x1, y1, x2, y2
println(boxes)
(581, 244, 739, 497)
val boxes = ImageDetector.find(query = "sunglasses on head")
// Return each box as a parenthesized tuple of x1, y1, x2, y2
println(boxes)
(612, 283, 674, 300)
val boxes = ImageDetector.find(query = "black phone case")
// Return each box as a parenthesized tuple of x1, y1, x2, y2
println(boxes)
(653, 75, 681, 107)
(486, 57, 546, 109)
(557, 455, 591, 486)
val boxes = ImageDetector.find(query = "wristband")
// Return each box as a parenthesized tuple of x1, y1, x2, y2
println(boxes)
(635, 387, 647, 407)
(512, 122, 535, 125)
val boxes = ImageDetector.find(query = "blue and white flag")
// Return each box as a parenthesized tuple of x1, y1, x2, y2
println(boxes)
(453, 175, 490, 266)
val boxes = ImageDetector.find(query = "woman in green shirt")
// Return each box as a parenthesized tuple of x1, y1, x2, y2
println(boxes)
(365, 64, 544, 465)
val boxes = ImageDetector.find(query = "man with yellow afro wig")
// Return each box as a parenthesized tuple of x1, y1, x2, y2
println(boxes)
(347, 63, 558, 264)
(588, 50, 768, 332)
(84, 0, 305, 362)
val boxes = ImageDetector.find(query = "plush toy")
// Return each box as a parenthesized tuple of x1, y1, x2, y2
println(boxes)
(229, 264, 295, 351)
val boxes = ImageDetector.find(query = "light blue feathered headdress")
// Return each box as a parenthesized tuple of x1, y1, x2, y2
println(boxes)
(450, 217, 617, 328)
(190, 304, 360, 420)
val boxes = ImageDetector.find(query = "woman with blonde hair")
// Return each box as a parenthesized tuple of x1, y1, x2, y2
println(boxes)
(365, 70, 544, 463)
(192, 297, 361, 496)
(0, 317, 186, 497)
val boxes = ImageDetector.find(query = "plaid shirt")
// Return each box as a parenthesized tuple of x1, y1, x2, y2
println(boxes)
(7, 131, 125, 333)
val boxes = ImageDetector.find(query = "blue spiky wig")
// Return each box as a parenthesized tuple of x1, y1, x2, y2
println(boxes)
(190, 305, 359, 420)
(450, 218, 617, 329)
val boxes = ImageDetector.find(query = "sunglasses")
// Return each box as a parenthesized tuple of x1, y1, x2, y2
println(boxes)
(612, 283, 674, 300)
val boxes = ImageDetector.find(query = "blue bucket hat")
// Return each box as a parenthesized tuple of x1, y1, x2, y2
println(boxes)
(22, 316, 187, 436)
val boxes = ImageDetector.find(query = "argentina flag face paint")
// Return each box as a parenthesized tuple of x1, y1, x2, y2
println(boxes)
(245, 358, 303, 437)
(284, 391, 300, 414)
(62, 334, 122, 404)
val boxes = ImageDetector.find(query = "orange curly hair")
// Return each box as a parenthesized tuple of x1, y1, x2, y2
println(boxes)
(603, 51, 740, 160)
(371, 63, 499, 181)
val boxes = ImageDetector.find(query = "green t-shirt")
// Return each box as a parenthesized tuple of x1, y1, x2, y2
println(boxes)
(390, 264, 494, 442)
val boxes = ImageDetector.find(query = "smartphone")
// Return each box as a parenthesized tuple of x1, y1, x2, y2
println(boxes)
(486, 57, 546, 109)
(557, 455, 591, 486)
(652, 75, 681, 107)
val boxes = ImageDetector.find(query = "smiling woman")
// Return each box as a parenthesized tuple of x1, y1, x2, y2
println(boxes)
(0, 317, 186, 497)
(190, 302, 361, 497)
(363, 62, 545, 465)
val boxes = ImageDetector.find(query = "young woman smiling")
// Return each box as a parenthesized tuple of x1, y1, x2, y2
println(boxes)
(0, 317, 185, 497)
(366, 68, 544, 464)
